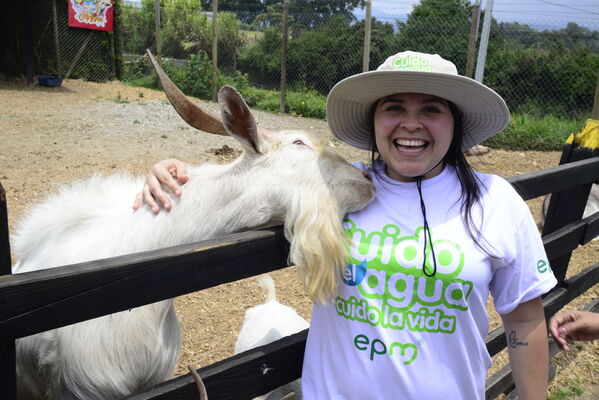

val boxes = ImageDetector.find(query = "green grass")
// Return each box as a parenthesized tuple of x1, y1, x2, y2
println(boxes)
(484, 113, 583, 151)
(548, 379, 585, 400)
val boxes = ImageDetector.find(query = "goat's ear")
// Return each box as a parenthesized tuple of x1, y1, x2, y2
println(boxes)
(218, 86, 266, 155)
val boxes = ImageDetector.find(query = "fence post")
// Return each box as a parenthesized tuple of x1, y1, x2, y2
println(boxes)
(280, 0, 289, 113)
(211, 0, 218, 103)
(362, 0, 372, 72)
(474, 0, 493, 83)
(466, 1, 480, 78)
(52, 0, 62, 77)
(0, 182, 16, 399)
(154, 0, 160, 59)
(24, 0, 33, 85)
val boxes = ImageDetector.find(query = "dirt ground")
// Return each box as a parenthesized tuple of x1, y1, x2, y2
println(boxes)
(1, 77, 598, 398)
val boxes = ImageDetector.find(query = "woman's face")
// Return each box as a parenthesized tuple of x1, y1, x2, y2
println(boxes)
(374, 92, 454, 182)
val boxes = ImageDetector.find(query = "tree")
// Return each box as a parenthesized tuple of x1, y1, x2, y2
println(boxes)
(395, 0, 472, 73)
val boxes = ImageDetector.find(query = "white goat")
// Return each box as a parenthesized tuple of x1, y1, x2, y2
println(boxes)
(12, 51, 374, 399)
(234, 274, 308, 400)
(541, 183, 599, 240)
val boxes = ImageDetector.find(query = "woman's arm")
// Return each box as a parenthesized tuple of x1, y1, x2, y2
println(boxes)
(132, 158, 189, 214)
(501, 296, 548, 400)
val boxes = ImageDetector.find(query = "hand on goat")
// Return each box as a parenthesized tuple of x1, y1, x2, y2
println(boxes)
(549, 310, 599, 351)
(132, 158, 189, 214)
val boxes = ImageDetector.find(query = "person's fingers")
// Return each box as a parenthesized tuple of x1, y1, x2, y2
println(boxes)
(142, 182, 160, 214)
(168, 159, 189, 185)
(132, 191, 143, 210)
(146, 170, 176, 210)
(152, 164, 182, 197)
(549, 311, 572, 338)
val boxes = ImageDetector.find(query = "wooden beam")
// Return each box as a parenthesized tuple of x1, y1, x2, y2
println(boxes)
(0, 182, 16, 399)
(128, 330, 307, 400)
(507, 157, 599, 200)
(0, 228, 289, 339)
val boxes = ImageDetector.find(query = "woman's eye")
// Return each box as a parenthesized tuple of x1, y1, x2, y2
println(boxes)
(385, 105, 403, 112)
(293, 139, 305, 145)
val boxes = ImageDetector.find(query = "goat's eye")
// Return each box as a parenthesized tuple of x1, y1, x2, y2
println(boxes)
(293, 139, 305, 146)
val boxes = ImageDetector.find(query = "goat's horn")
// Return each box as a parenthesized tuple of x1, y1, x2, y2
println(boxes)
(187, 365, 208, 400)
(146, 49, 229, 136)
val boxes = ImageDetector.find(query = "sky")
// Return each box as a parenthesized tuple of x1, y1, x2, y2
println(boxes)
(370, 0, 599, 30)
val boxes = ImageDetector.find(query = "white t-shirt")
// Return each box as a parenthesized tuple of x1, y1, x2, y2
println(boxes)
(302, 162, 557, 400)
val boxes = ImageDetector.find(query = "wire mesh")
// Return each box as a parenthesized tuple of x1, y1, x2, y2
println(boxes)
(118, 0, 599, 118)
(1, 0, 117, 82)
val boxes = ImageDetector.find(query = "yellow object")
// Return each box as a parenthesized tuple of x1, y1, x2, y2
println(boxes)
(565, 119, 599, 149)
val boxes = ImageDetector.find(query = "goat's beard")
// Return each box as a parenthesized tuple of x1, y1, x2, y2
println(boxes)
(285, 186, 348, 303)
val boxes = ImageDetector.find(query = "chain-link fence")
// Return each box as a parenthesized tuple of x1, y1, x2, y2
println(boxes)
(4, 1, 597, 118)
(119, 0, 599, 119)
(1, 0, 118, 82)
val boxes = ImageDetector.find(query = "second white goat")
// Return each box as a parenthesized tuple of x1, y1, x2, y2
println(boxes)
(234, 274, 308, 400)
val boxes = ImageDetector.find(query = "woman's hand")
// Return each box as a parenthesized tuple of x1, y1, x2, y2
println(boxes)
(132, 158, 189, 214)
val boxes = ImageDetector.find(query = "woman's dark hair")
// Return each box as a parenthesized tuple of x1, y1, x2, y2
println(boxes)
(368, 99, 493, 254)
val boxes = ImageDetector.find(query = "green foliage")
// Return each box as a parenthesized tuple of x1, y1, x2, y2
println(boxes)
(285, 89, 326, 119)
(483, 113, 582, 151)
(485, 46, 599, 117)
(161, 6, 211, 58)
(238, 27, 282, 89)
(239, 86, 326, 119)
(178, 51, 215, 99)
(238, 16, 395, 94)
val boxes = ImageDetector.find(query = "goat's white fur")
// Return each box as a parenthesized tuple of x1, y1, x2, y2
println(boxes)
(12, 86, 374, 399)
(234, 274, 308, 400)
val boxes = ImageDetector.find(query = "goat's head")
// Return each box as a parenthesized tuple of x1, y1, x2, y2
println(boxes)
(146, 50, 375, 302)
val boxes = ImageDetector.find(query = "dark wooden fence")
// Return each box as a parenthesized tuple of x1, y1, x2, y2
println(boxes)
(1, 156, 598, 399)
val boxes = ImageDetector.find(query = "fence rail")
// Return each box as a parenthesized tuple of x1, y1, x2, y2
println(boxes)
(1, 157, 598, 399)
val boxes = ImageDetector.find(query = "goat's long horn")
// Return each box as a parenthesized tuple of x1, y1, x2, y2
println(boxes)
(146, 49, 229, 136)
(187, 365, 208, 400)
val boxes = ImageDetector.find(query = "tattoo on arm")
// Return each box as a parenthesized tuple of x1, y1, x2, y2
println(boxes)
(508, 330, 529, 348)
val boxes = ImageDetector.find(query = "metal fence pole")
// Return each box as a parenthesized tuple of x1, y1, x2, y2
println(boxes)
(154, 0, 160, 59)
(474, 0, 493, 83)
(52, 0, 62, 77)
(211, 0, 218, 103)
(362, 0, 372, 72)
(280, 0, 289, 113)
(466, 1, 480, 78)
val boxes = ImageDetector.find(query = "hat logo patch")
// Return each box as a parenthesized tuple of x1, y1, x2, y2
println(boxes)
(392, 55, 433, 71)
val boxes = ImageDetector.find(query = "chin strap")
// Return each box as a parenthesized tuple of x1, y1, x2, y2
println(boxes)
(415, 177, 437, 277)
(413, 159, 444, 277)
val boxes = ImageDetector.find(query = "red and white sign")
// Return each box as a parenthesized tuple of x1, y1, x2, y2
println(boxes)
(68, 0, 114, 32)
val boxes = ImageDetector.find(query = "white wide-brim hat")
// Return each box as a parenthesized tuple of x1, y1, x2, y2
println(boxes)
(327, 51, 510, 151)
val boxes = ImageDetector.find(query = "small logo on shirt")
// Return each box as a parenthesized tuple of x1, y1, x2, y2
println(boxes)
(343, 260, 367, 286)
(536, 260, 551, 274)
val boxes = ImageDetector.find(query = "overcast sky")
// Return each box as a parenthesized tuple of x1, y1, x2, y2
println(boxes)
(371, 0, 599, 29)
